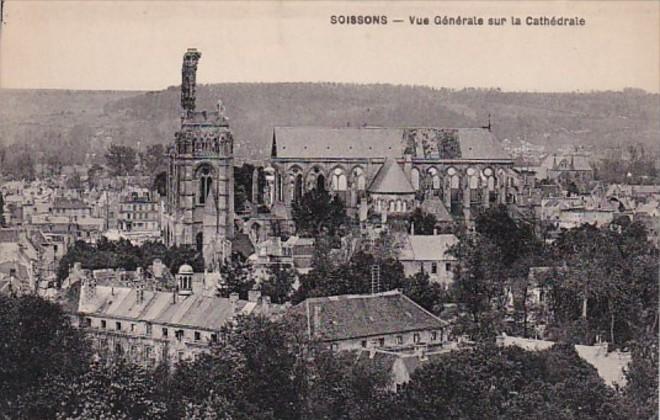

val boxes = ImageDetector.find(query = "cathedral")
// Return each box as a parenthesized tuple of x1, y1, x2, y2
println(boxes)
(163, 49, 234, 269)
(267, 126, 515, 222)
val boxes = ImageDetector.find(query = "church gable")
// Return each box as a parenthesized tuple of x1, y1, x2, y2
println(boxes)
(368, 159, 415, 194)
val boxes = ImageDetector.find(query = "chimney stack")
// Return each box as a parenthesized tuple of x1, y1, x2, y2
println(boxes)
(313, 305, 321, 335)
(248, 289, 261, 303)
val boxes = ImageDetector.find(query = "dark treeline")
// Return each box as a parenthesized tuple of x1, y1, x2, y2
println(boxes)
(0, 294, 656, 419)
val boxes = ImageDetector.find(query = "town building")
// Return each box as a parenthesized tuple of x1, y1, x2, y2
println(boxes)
(117, 189, 161, 244)
(163, 49, 234, 269)
(50, 197, 92, 220)
(538, 153, 593, 186)
(75, 264, 279, 366)
(399, 234, 458, 287)
(292, 290, 449, 352)
(251, 236, 315, 280)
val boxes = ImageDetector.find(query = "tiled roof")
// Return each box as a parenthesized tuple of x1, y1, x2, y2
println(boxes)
(272, 126, 510, 161)
(294, 290, 447, 341)
(399, 234, 459, 262)
(368, 159, 415, 194)
(0, 229, 20, 243)
(273, 127, 405, 159)
(232, 233, 255, 259)
(78, 285, 266, 331)
(53, 197, 90, 209)
(420, 197, 454, 223)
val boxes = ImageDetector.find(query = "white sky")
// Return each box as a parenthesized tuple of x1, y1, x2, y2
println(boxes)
(0, 1, 658, 92)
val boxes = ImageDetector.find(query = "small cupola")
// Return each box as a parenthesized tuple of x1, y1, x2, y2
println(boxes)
(177, 263, 194, 296)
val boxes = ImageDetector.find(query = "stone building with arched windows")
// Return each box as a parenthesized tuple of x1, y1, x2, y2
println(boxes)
(163, 49, 234, 269)
(267, 126, 514, 221)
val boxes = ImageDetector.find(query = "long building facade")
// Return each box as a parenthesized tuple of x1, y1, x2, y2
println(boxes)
(163, 49, 234, 269)
(267, 126, 515, 221)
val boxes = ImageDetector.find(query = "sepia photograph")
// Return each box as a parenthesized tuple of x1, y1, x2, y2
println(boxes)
(0, 1, 658, 419)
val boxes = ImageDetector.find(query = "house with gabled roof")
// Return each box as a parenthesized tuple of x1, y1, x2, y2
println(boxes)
(292, 290, 450, 352)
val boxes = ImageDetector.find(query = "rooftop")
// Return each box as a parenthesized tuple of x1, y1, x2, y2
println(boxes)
(294, 290, 447, 342)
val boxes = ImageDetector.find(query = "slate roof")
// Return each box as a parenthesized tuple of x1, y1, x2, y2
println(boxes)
(295, 290, 447, 341)
(232, 233, 255, 259)
(420, 197, 454, 223)
(53, 197, 90, 209)
(368, 159, 415, 194)
(272, 126, 510, 161)
(78, 285, 265, 331)
(399, 234, 459, 262)
(273, 127, 405, 159)
(0, 229, 20, 243)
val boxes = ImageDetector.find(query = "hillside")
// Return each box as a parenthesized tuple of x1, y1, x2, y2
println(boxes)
(1, 85, 658, 163)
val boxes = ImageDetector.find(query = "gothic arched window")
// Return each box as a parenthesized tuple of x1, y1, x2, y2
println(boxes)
(332, 168, 347, 191)
(198, 166, 213, 205)
(411, 168, 420, 190)
(196, 232, 203, 252)
(352, 167, 366, 191)
(428, 168, 441, 190)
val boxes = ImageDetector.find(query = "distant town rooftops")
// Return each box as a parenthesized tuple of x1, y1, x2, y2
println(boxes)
(52, 197, 90, 209)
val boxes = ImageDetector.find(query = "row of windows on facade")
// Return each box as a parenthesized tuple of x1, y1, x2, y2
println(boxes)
(121, 203, 158, 212)
(423, 262, 452, 274)
(124, 211, 158, 220)
(97, 338, 192, 365)
(331, 329, 445, 351)
(120, 221, 158, 230)
(85, 318, 219, 343)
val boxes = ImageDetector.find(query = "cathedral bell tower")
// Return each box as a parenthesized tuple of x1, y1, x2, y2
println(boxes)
(164, 49, 234, 270)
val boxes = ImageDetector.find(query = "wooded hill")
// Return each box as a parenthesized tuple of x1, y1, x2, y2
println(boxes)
(1, 85, 658, 164)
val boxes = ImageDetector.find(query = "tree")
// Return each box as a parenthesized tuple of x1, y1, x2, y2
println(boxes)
(408, 208, 438, 234)
(0, 190, 6, 226)
(66, 172, 83, 190)
(218, 253, 255, 299)
(141, 144, 166, 175)
(449, 205, 545, 340)
(389, 343, 627, 420)
(0, 295, 91, 417)
(402, 272, 449, 314)
(87, 163, 105, 190)
(293, 250, 406, 303)
(153, 171, 167, 197)
(259, 263, 296, 304)
(105, 144, 137, 176)
(549, 222, 658, 346)
(291, 188, 347, 236)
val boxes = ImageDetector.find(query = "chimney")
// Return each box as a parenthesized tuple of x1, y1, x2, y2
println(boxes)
(86, 274, 97, 299)
(313, 305, 321, 335)
(261, 295, 271, 314)
(137, 283, 144, 304)
(248, 289, 261, 303)
(229, 292, 240, 313)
